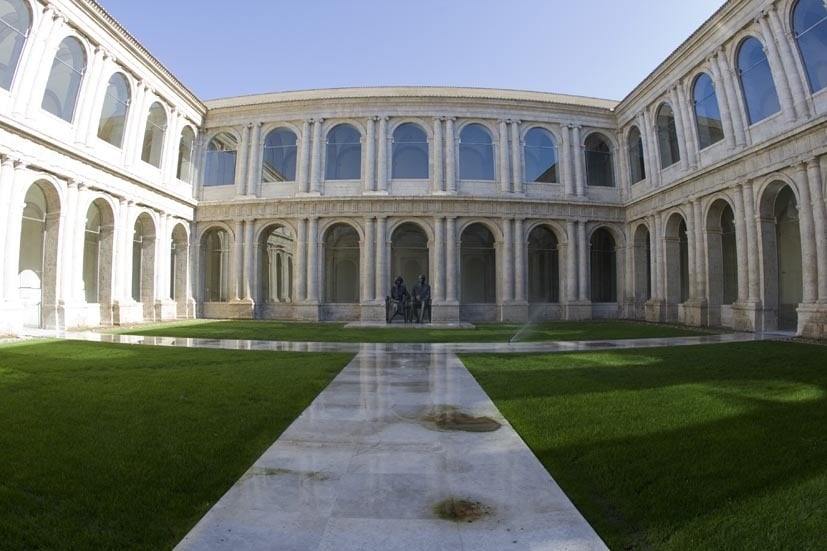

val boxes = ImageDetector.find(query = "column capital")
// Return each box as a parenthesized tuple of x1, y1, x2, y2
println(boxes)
(433, 116, 444, 122)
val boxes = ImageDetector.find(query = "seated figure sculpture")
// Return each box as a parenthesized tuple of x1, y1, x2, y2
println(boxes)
(385, 276, 409, 323)
(410, 274, 432, 323)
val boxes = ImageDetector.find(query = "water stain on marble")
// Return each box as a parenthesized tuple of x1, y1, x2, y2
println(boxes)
(244, 467, 331, 481)
(422, 406, 502, 432)
(433, 497, 494, 523)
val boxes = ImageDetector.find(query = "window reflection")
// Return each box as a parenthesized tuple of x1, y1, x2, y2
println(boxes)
(392, 123, 428, 179)
(263, 128, 297, 182)
(459, 124, 495, 180)
(325, 124, 361, 180)
(524, 128, 558, 183)
(737, 37, 781, 124)
(693, 73, 724, 149)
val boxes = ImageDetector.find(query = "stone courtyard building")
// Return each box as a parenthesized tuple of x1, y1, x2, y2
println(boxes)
(0, 0, 826, 338)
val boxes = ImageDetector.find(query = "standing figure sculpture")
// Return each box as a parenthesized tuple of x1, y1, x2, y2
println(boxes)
(411, 274, 432, 323)
(385, 276, 409, 323)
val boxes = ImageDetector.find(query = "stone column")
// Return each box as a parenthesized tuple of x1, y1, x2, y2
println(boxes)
(432, 118, 444, 193)
(572, 125, 585, 197)
(742, 181, 760, 303)
(561, 125, 574, 196)
(445, 118, 457, 194)
(635, 114, 653, 185)
(690, 200, 704, 301)
(498, 120, 510, 194)
(514, 218, 526, 302)
(733, 186, 749, 303)
(13, 5, 62, 116)
(306, 217, 319, 302)
(653, 214, 665, 301)
(794, 163, 817, 303)
(123, 82, 149, 166)
(119, 200, 135, 301)
(231, 220, 243, 300)
(577, 220, 588, 301)
(757, 14, 796, 122)
(669, 87, 689, 172)
(309, 118, 324, 194)
(3, 162, 26, 302)
(716, 49, 747, 147)
(767, 5, 810, 119)
(375, 217, 388, 299)
(365, 117, 376, 192)
(675, 82, 698, 169)
(445, 217, 458, 302)
(433, 217, 445, 301)
(565, 220, 577, 301)
(377, 117, 389, 193)
(58, 180, 78, 304)
(510, 120, 523, 194)
(502, 218, 514, 302)
(615, 129, 630, 199)
(295, 218, 307, 302)
(242, 219, 255, 300)
(235, 125, 250, 196)
(362, 217, 375, 302)
(642, 110, 660, 187)
(74, 46, 107, 145)
(0, 157, 16, 298)
(806, 158, 827, 301)
(707, 53, 737, 150)
(297, 119, 312, 193)
(246, 122, 262, 196)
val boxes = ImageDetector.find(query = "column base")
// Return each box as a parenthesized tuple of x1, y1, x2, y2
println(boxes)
(294, 302, 321, 322)
(645, 300, 666, 323)
(797, 303, 827, 340)
(432, 301, 460, 323)
(682, 299, 709, 327)
(154, 299, 179, 322)
(202, 300, 255, 320)
(731, 301, 762, 332)
(177, 298, 197, 320)
(0, 301, 23, 335)
(360, 302, 386, 323)
(112, 300, 145, 325)
(58, 300, 104, 330)
(499, 301, 528, 322)
(563, 301, 591, 321)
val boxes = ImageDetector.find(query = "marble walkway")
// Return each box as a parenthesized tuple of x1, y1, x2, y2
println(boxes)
(21, 329, 769, 550)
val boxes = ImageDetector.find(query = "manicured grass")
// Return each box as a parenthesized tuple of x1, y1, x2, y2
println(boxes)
(122, 319, 709, 343)
(0, 340, 351, 550)
(462, 341, 827, 551)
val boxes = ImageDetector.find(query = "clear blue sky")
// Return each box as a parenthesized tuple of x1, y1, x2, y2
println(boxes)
(98, 0, 726, 102)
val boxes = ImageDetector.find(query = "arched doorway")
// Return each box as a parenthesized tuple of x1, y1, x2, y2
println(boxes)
(664, 213, 689, 320)
(170, 223, 189, 317)
(82, 199, 115, 324)
(324, 224, 360, 303)
(460, 223, 496, 304)
(132, 213, 156, 319)
(633, 224, 652, 313)
(201, 228, 230, 302)
(527, 225, 559, 303)
(706, 200, 739, 326)
(260, 225, 295, 303)
(391, 223, 429, 292)
(590, 228, 617, 302)
(18, 182, 60, 328)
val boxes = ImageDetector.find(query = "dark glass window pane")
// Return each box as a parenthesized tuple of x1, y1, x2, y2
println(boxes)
(527, 226, 559, 302)
(177, 127, 195, 182)
(263, 128, 297, 182)
(628, 126, 646, 183)
(524, 128, 558, 183)
(738, 37, 781, 124)
(325, 124, 361, 180)
(97, 72, 130, 147)
(693, 73, 724, 149)
(793, 0, 827, 93)
(324, 224, 360, 303)
(656, 103, 681, 168)
(590, 228, 617, 302)
(460, 223, 496, 303)
(585, 134, 614, 187)
(141, 102, 167, 167)
(41, 37, 85, 122)
(459, 124, 495, 180)
(0, 0, 30, 90)
(204, 132, 238, 187)
(392, 123, 428, 179)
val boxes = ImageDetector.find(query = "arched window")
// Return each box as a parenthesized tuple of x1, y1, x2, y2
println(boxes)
(97, 73, 130, 148)
(202, 228, 229, 302)
(325, 124, 361, 180)
(656, 103, 681, 168)
(176, 127, 195, 182)
(524, 128, 558, 183)
(590, 228, 617, 302)
(392, 123, 429, 179)
(459, 124, 495, 180)
(204, 132, 238, 187)
(585, 133, 614, 187)
(738, 37, 781, 124)
(0, 0, 31, 90)
(141, 102, 166, 168)
(41, 37, 86, 122)
(793, 0, 827, 93)
(260, 225, 295, 302)
(693, 73, 724, 149)
(262, 128, 297, 182)
(628, 126, 646, 184)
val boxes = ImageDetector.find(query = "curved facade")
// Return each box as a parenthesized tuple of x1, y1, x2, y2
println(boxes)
(1, 0, 826, 338)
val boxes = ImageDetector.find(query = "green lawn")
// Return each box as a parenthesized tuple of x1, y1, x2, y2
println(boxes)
(462, 341, 827, 551)
(0, 340, 351, 550)
(121, 319, 709, 343)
